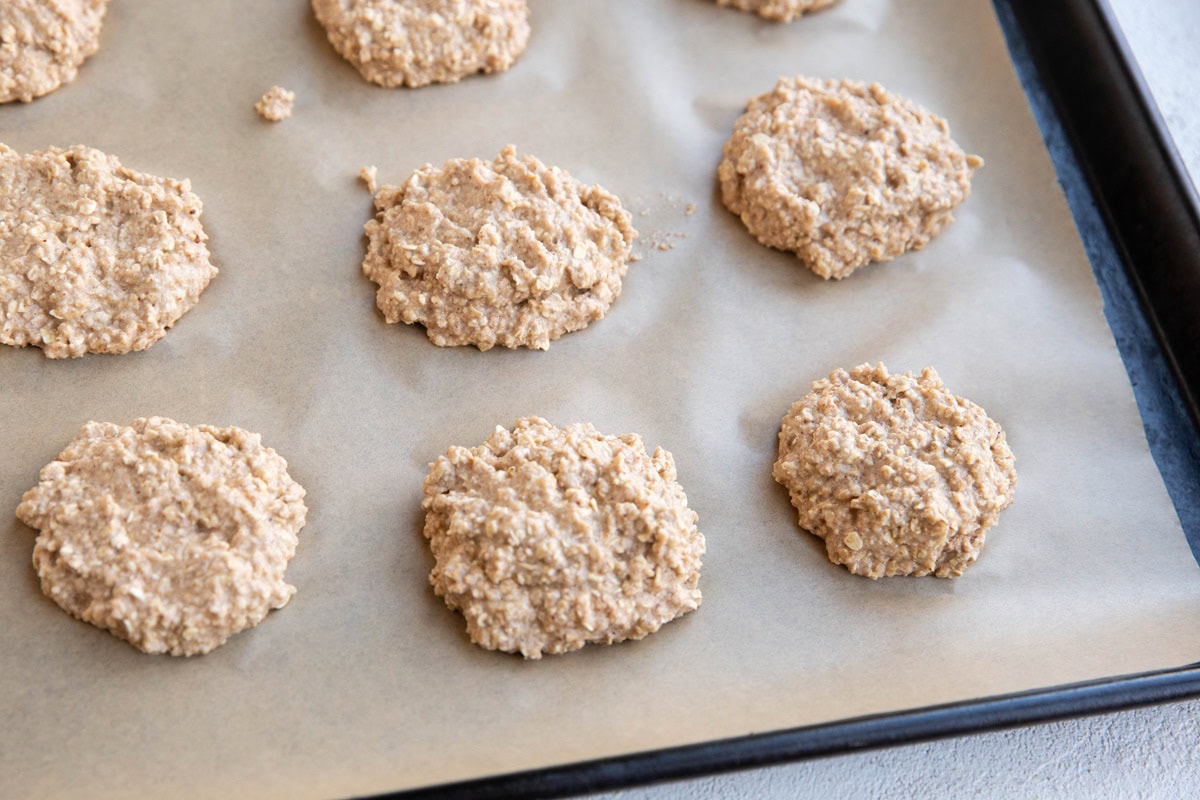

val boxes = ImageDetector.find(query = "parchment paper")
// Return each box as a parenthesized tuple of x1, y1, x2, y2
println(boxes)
(2, 1, 1198, 797)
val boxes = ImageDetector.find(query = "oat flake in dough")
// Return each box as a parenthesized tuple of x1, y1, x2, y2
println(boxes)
(0, 144, 216, 358)
(773, 364, 1016, 579)
(716, 0, 839, 23)
(0, 0, 108, 103)
(16, 417, 308, 656)
(312, 0, 530, 88)
(719, 76, 983, 280)
(422, 417, 704, 659)
(364, 146, 638, 351)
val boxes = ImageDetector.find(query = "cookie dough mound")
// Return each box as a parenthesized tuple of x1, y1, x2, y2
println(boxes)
(15, 417, 308, 656)
(773, 364, 1016, 579)
(0, 0, 109, 103)
(422, 417, 704, 658)
(0, 144, 217, 358)
(719, 76, 983, 280)
(364, 146, 638, 350)
(312, 0, 530, 88)
(716, 0, 838, 23)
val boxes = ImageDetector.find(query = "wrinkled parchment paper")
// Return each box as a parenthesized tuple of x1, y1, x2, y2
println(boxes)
(2, 1, 1197, 797)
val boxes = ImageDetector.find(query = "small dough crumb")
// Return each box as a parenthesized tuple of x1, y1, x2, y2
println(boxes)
(255, 85, 295, 121)
(359, 165, 379, 194)
(647, 231, 686, 252)
(422, 417, 704, 658)
(626, 192, 695, 260)
(773, 363, 1016, 579)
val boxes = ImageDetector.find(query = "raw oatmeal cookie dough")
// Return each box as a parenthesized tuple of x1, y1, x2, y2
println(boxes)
(716, 0, 839, 23)
(719, 76, 983, 280)
(364, 146, 637, 350)
(0, 0, 109, 103)
(422, 417, 704, 658)
(0, 144, 216, 358)
(255, 85, 295, 121)
(312, 0, 530, 88)
(15, 417, 308, 656)
(773, 364, 1016, 579)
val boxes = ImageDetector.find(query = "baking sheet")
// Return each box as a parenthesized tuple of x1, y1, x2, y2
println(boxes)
(2, 0, 1198, 797)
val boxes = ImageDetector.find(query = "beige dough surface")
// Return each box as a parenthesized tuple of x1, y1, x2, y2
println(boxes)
(715, 0, 839, 23)
(422, 417, 705, 659)
(0, 0, 108, 103)
(311, 0, 530, 88)
(719, 76, 982, 280)
(0, 143, 217, 358)
(773, 364, 1016, 579)
(15, 417, 308, 656)
(255, 85, 295, 121)
(364, 145, 637, 351)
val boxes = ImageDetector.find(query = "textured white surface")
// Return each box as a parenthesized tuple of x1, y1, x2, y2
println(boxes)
(1108, 0, 1200, 188)
(588, 1, 1200, 797)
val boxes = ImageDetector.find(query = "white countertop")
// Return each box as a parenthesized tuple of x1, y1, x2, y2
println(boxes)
(590, 2, 1200, 797)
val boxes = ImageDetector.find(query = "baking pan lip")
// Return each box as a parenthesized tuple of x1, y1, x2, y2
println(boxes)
(372, 663, 1200, 800)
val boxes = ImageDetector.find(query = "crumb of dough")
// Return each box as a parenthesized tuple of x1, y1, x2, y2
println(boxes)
(646, 231, 686, 252)
(255, 85, 295, 121)
(773, 363, 1016, 579)
(716, 0, 839, 23)
(0, 0, 110, 103)
(422, 417, 704, 659)
(0, 144, 217, 358)
(363, 145, 637, 351)
(626, 193, 695, 260)
(359, 165, 379, 194)
(719, 76, 983, 280)
(312, 0, 530, 88)
(15, 417, 308, 656)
